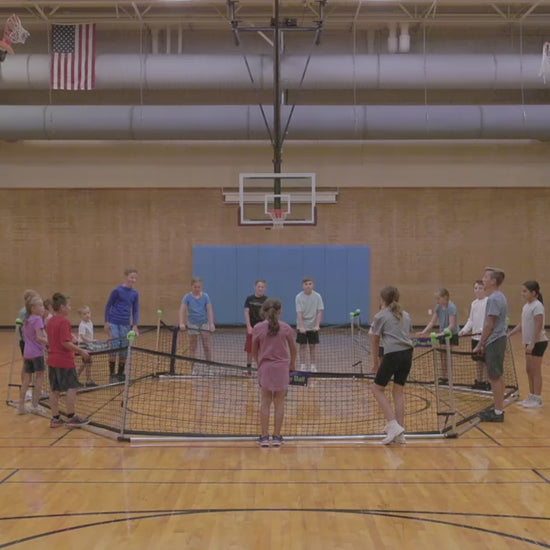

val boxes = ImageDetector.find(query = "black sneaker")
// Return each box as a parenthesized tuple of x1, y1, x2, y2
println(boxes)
(478, 409, 504, 422)
(438, 377, 449, 385)
(257, 435, 270, 447)
(271, 435, 284, 447)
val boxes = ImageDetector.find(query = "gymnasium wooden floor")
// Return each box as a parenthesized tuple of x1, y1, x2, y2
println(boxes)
(1, 329, 549, 549)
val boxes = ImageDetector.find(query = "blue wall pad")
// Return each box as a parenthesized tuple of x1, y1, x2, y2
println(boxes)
(192, 245, 370, 326)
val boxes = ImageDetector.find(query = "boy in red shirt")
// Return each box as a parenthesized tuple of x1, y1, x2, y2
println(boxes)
(46, 292, 91, 428)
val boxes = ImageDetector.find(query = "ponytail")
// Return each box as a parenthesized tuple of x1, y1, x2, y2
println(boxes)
(380, 286, 403, 321)
(523, 280, 543, 304)
(261, 298, 282, 336)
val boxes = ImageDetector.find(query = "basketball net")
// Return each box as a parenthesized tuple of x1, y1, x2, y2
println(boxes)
(0, 14, 30, 56)
(539, 42, 550, 84)
(267, 208, 288, 229)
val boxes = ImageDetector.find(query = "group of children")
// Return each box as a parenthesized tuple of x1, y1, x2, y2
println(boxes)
(369, 267, 546, 444)
(16, 266, 546, 444)
(17, 268, 141, 427)
(18, 290, 91, 427)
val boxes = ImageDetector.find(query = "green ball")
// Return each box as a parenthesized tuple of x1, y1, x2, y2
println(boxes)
(355, 309, 361, 314)
(349, 312, 354, 318)
(430, 332, 437, 338)
(15, 318, 23, 326)
(443, 328, 452, 337)
(127, 330, 136, 342)
(157, 309, 163, 316)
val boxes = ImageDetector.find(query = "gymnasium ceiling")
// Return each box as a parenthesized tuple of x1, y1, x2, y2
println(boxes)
(2, 1, 550, 29)
(1, 1, 550, 140)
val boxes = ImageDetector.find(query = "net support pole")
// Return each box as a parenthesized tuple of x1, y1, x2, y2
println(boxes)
(154, 309, 163, 376)
(169, 327, 179, 375)
(120, 330, 136, 438)
(6, 319, 22, 404)
(350, 311, 355, 368)
(444, 332, 457, 433)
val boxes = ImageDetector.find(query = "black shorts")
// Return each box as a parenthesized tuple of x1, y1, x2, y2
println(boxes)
(438, 333, 459, 346)
(530, 341, 548, 357)
(23, 356, 45, 374)
(48, 366, 80, 392)
(374, 347, 413, 387)
(296, 330, 320, 345)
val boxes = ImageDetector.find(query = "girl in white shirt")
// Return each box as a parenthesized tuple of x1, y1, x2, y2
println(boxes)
(508, 281, 547, 408)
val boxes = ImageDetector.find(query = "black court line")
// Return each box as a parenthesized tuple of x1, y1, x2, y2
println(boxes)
(0, 508, 548, 548)
(533, 469, 550, 484)
(4, 480, 547, 486)
(0, 466, 545, 472)
(474, 421, 504, 446)
(0, 470, 18, 485)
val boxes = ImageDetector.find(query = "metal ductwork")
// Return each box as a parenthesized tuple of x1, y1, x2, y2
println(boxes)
(0, 54, 546, 90)
(1, 105, 549, 140)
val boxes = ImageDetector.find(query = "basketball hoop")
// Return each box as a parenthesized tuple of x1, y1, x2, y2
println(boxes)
(0, 14, 30, 58)
(539, 42, 550, 84)
(267, 208, 288, 229)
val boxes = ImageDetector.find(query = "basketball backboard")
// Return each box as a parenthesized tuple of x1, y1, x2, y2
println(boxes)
(239, 173, 316, 226)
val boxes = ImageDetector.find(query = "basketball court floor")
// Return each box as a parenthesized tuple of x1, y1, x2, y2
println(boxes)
(1, 330, 549, 549)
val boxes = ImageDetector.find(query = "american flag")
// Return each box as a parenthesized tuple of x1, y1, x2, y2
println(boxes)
(51, 24, 96, 91)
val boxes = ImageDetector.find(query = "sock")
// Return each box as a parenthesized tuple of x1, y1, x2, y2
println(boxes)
(494, 409, 503, 415)
(109, 361, 116, 375)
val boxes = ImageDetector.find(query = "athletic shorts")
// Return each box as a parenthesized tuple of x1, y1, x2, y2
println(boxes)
(530, 341, 548, 357)
(23, 356, 45, 374)
(438, 333, 459, 346)
(374, 347, 413, 387)
(244, 333, 255, 353)
(187, 322, 210, 336)
(296, 330, 320, 345)
(485, 336, 507, 378)
(48, 366, 80, 392)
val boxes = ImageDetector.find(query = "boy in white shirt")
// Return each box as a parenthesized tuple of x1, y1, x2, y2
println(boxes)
(295, 277, 324, 372)
(77, 306, 97, 387)
(459, 280, 489, 390)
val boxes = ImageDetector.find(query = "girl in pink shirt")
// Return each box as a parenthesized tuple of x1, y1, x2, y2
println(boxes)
(252, 298, 296, 447)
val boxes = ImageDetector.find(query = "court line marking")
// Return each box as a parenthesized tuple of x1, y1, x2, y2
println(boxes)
(0, 470, 18, 485)
(0, 509, 548, 549)
(533, 469, 550, 484)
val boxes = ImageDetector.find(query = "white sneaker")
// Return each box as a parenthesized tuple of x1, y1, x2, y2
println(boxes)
(393, 433, 406, 444)
(310, 364, 317, 373)
(300, 364, 307, 372)
(518, 394, 534, 406)
(25, 390, 33, 402)
(381, 420, 405, 445)
(522, 396, 543, 408)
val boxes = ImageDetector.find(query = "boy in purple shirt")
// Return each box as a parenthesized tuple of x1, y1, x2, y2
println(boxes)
(104, 268, 139, 383)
